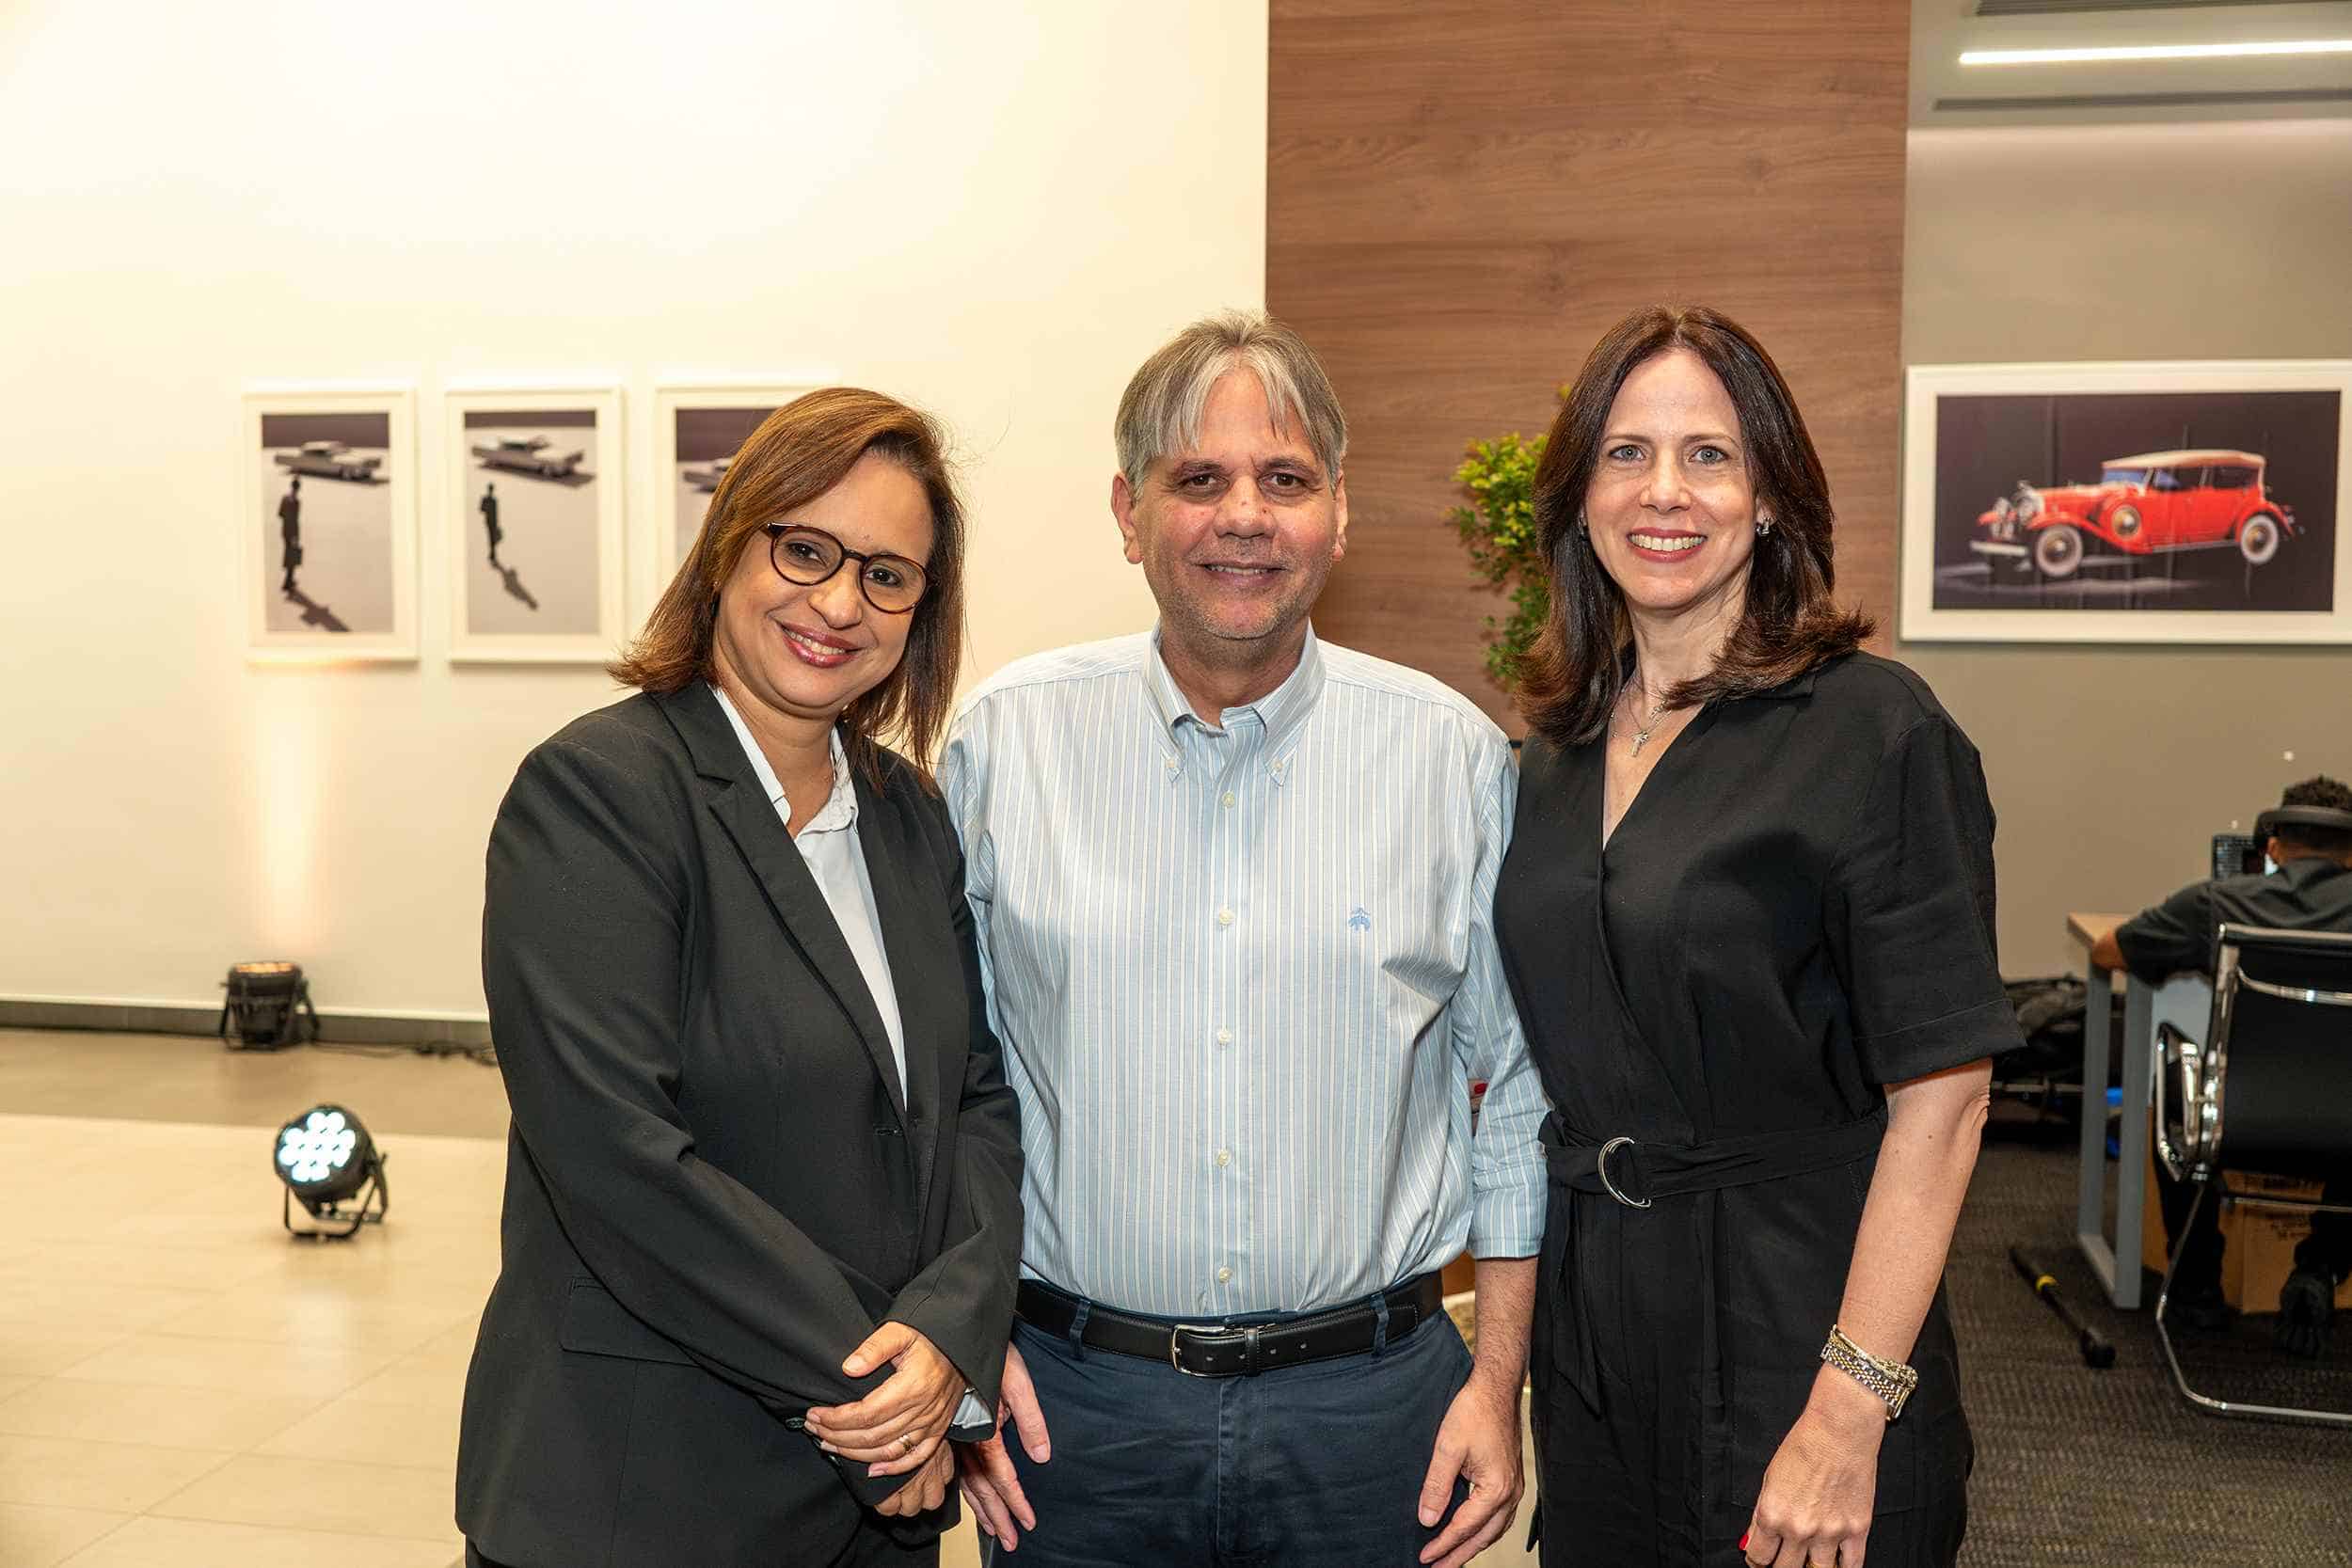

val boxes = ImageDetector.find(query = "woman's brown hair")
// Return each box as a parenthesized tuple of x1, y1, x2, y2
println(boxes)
(1517, 305, 1872, 747)
(611, 387, 966, 787)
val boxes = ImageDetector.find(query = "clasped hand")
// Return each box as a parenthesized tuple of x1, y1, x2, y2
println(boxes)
(804, 1321, 963, 1513)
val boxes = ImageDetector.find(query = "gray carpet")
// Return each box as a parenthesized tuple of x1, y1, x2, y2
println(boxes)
(1952, 1119, 2352, 1565)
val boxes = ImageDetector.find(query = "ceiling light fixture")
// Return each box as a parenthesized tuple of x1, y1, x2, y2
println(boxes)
(1961, 40, 2352, 66)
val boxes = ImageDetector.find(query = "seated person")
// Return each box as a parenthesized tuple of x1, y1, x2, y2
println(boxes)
(2090, 775, 2352, 1354)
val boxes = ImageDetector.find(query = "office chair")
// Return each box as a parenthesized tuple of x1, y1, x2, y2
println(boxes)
(2153, 923, 2352, 1425)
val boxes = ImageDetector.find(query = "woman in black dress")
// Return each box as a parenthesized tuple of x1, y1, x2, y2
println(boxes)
(1494, 307, 2016, 1568)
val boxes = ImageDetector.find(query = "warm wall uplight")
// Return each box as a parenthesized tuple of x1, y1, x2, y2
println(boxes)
(1961, 40, 2352, 66)
(252, 685, 326, 952)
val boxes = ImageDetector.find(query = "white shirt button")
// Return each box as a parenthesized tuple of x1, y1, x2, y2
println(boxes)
(1216, 1027, 1233, 1046)
(1216, 908, 1234, 927)
(1221, 791, 1236, 809)
(1165, 759, 1179, 774)
(1215, 1148, 1232, 1167)
(1216, 1266, 1232, 1284)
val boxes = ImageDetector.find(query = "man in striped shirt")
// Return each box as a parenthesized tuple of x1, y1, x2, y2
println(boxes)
(942, 312, 1548, 1567)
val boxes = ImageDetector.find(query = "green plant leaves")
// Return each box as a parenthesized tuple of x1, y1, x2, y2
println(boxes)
(1448, 431, 1549, 690)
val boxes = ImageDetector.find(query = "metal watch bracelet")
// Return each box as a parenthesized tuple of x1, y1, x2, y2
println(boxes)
(1820, 1323, 1918, 1421)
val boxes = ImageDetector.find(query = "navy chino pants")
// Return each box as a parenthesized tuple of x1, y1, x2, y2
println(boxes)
(994, 1294, 1477, 1568)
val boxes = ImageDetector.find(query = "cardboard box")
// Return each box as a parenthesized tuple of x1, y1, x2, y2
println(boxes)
(2138, 1125, 2352, 1312)
(2218, 1171, 2352, 1314)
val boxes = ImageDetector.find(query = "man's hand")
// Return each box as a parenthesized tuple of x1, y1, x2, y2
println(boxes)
(1415, 1372, 1524, 1568)
(1418, 1258, 1534, 1568)
(805, 1322, 964, 1479)
(955, 1338, 1052, 1551)
(875, 1442, 955, 1519)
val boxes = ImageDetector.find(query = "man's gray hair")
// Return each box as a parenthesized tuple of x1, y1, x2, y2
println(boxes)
(1115, 310, 1348, 488)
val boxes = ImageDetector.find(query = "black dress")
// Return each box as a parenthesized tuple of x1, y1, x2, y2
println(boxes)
(1493, 653, 2018, 1567)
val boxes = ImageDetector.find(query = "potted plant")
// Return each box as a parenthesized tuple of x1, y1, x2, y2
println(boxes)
(1446, 428, 1550, 690)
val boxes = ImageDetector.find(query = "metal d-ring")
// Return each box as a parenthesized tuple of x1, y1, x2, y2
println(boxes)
(1596, 1135, 1651, 1210)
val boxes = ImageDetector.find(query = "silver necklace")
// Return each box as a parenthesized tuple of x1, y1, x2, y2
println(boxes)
(1626, 685, 1669, 757)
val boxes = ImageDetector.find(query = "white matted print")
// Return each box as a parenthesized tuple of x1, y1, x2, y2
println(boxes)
(244, 387, 418, 661)
(444, 386, 627, 662)
(644, 383, 818, 615)
(1902, 360, 2352, 643)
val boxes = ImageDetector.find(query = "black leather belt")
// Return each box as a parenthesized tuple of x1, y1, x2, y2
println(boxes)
(1015, 1273, 1445, 1378)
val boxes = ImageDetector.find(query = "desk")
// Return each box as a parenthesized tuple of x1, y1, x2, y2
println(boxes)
(2068, 911, 2148, 1307)
(2066, 912, 2215, 1309)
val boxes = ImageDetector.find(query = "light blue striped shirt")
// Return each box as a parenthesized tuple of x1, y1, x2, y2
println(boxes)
(939, 627, 1548, 1318)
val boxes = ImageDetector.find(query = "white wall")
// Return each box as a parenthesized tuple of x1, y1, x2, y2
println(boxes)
(0, 0, 1268, 1017)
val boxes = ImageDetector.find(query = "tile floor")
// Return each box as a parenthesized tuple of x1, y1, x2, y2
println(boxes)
(0, 1031, 1535, 1566)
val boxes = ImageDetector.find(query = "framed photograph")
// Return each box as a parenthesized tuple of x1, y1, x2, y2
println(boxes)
(444, 385, 627, 662)
(243, 387, 417, 661)
(1901, 360, 2352, 643)
(643, 382, 818, 614)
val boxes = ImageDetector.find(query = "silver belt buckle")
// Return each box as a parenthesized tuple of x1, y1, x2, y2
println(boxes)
(1169, 1322, 1224, 1376)
(1597, 1135, 1652, 1210)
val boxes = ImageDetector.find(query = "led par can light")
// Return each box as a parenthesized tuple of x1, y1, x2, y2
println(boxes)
(272, 1103, 389, 1238)
(221, 961, 319, 1051)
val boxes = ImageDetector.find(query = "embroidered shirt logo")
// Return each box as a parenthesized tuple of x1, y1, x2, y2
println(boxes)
(1347, 907, 1372, 933)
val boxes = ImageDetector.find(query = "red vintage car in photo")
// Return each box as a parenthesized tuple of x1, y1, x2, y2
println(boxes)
(1973, 448, 2296, 578)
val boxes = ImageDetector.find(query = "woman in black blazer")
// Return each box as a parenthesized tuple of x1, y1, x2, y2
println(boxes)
(458, 388, 1024, 1568)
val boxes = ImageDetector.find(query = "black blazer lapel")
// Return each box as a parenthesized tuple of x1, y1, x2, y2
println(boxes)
(657, 686, 910, 1129)
(852, 775, 951, 1208)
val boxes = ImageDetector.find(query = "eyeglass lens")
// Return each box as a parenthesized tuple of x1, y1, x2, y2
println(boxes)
(769, 525, 927, 613)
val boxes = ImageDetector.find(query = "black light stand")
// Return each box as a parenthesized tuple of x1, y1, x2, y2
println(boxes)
(283, 1148, 390, 1241)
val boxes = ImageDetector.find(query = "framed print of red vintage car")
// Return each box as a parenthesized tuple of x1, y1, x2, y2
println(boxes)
(1973, 449, 2296, 579)
(1901, 360, 2352, 643)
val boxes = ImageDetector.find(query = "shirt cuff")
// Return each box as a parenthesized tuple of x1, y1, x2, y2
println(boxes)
(1467, 1180, 1547, 1260)
(948, 1389, 993, 1440)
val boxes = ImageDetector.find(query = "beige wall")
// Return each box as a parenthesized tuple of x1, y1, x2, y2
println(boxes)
(0, 0, 1266, 1018)
(1901, 119, 2352, 975)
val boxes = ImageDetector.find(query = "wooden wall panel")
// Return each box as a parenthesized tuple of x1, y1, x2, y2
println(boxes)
(1268, 0, 1908, 730)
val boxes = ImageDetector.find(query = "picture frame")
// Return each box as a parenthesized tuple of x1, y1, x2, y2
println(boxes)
(443, 383, 628, 663)
(242, 385, 418, 662)
(1900, 360, 2352, 644)
(643, 381, 820, 617)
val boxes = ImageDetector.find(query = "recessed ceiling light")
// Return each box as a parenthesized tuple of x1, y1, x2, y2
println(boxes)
(1962, 40, 2352, 66)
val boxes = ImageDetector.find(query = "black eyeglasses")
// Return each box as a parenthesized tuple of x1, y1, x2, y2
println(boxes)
(762, 523, 930, 615)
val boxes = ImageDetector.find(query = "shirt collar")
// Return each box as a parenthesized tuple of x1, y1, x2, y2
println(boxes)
(1141, 625, 1326, 745)
(1613, 644, 1828, 704)
(1750, 667, 1820, 701)
(2279, 854, 2351, 888)
(708, 683, 858, 834)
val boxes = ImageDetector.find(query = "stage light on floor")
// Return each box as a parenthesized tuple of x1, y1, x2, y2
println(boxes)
(219, 961, 320, 1051)
(273, 1102, 389, 1239)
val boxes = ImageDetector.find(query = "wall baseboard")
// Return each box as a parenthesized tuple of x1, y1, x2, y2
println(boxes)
(0, 996, 493, 1049)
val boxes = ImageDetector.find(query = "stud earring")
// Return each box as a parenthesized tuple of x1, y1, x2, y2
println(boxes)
(1756, 516, 1773, 536)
